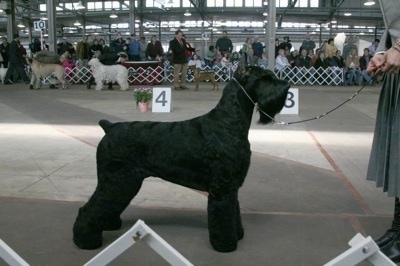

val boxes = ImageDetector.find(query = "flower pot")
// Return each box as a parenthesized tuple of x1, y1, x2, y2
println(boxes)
(138, 101, 150, 112)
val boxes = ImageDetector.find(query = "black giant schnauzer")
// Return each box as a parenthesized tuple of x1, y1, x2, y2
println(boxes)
(73, 66, 290, 252)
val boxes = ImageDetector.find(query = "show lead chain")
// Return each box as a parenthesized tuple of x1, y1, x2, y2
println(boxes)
(233, 72, 379, 126)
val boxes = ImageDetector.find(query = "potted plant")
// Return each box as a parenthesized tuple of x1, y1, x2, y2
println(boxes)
(134, 87, 153, 112)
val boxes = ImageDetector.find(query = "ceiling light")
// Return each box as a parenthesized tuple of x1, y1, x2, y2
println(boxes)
(364, 1, 375, 6)
(263, 11, 268, 16)
(0, 9, 3, 13)
(17, 22, 25, 28)
(263, 1, 268, 5)
(74, 20, 81, 26)
(344, 12, 352, 16)
(184, 9, 191, 16)
(75, 1, 86, 10)
(330, 18, 337, 24)
(110, 11, 118, 18)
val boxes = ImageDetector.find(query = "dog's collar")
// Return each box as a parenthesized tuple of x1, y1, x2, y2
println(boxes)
(231, 77, 287, 125)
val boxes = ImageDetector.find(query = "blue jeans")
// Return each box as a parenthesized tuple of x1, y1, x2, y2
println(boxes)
(347, 69, 362, 85)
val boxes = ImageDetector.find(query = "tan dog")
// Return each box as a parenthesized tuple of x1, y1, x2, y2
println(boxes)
(26, 58, 67, 90)
(189, 66, 218, 91)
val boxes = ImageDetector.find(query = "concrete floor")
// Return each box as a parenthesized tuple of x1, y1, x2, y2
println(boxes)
(0, 80, 396, 265)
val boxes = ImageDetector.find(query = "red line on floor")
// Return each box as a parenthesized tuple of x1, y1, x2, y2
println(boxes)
(308, 131, 374, 216)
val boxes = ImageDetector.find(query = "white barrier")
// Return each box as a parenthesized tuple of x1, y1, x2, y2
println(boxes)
(324, 233, 395, 266)
(84, 219, 193, 266)
(0, 239, 29, 266)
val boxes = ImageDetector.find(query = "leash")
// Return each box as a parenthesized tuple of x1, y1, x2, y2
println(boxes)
(233, 73, 378, 126)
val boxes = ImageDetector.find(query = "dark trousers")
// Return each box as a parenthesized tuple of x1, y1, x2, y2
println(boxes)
(4, 62, 29, 83)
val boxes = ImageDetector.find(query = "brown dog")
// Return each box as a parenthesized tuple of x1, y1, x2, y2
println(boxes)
(26, 57, 67, 90)
(189, 66, 218, 91)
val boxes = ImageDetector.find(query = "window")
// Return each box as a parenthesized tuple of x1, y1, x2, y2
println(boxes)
(87, 2, 104, 11)
(226, 0, 243, 7)
(207, 0, 223, 7)
(244, 0, 262, 7)
(104, 1, 121, 10)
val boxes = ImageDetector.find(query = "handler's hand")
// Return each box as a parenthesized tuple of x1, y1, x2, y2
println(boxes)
(381, 48, 400, 74)
(367, 53, 385, 75)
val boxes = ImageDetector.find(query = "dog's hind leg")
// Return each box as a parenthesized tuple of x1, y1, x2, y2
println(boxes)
(207, 182, 239, 252)
(73, 168, 145, 250)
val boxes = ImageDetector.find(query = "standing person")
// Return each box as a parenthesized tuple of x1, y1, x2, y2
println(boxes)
(56, 37, 75, 56)
(251, 35, 264, 66)
(110, 34, 126, 53)
(3, 34, 29, 85)
(368, 38, 380, 56)
(128, 34, 141, 61)
(29, 38, 42, 56)
(274, 38, 280, 58)
(241, 37, 252, 58)
(99, 39, 111, 54)
(146, 35, 163, 61)
(366, 1, 400, 262)
(0, 37, 9, 67)
(168, 29, 189, 90)
(342, 36, 358, 62)
(215, 30, 233, 54)
(278, 36, 292, 52)
(300, 33, 316, 53)
(139, 36, 148, 61)
(76, 35, 91, 82)
(89, 38, 102, 58)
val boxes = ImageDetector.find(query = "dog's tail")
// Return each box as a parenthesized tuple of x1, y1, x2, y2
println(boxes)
(99, 119, 118, 134)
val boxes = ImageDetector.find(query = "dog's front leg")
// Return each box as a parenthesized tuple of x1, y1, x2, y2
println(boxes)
(207, 181, 239, 252)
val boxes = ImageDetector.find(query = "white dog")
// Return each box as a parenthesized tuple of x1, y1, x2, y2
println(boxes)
(88, 58, 129, 91)
(26, 58, 67, 90)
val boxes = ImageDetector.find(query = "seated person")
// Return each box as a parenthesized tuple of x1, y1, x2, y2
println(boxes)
(188, 53, 202, 71)
(345, 48, 362, 86)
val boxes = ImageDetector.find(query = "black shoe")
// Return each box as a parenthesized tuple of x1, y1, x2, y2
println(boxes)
(174, 87, 181, 90)
(180, 86, 189, 90)
(4, 82, 12, 85)
(49, 84, 56, 89)
(108, 86, 114, 90)
(86, 83, 91, 89)
(29, 85, 34, 90)
(24, 81, 30, 84)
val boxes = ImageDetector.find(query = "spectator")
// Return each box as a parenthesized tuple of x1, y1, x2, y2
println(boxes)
(257, 52, 268, 68)
(88, 33, 98, 46)
(300, 33, 316, 53)
(76, 35, 91, 80)
(89, 38, 102, 58)
(345, 48, 362, 86)
(335, 50, 345, 68)
(296, 49, 314, 84)
(60, 50, 75, 83)
(182, 34, 197, 61)
(168, 29, 189, 90)
(220, 51, 233, 68)
(139, 36, 148, 61)
(29, 38, 43, 56)
(278, 36, 292, 52)
(0, 37, 9, 67)
(188, 53, 202, 70)
(368, 38, 379, 56)
(247, 48, 255, 66)
(325, 38, 337, 58)
(204, 45, 216, 67)
(275, 48, 291, 71)
(251, 35, 264, 66)
(110, 34, 126, 53)
(99, 39, 111, 54)
(241, 37, 252, 58)
(128, 34, 141, 61)
(215, 30, 233, 54)
(288, 49, 299, 68)
(308, 49, 317, 67)
(359, 48, 373, 85)
(274, 38, 280, 58)
(146, 35, 164, 61)
(3, 34, 30, 85)
(314, 51, 330, 84)
(56, 37, 75, 56)
(342, 36, 358, 62)
(326, 50, 342, 84)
